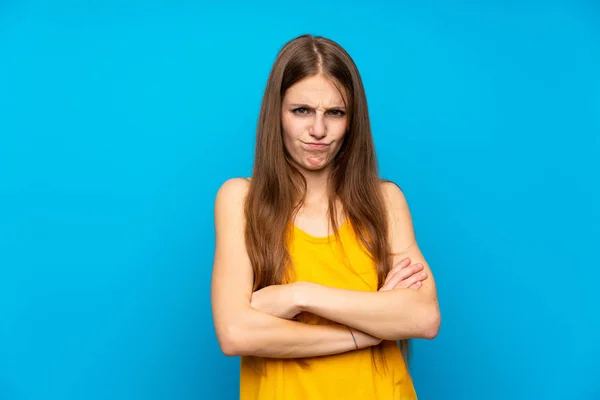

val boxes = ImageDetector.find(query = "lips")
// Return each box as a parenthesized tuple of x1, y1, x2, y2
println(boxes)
(303, 142, 330, 150)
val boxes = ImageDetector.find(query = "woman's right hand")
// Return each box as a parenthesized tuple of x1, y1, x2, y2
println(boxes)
(346, 258, 427, 350)
(380, 257, 428, 291)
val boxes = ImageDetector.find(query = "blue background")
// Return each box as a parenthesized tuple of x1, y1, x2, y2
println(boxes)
(1, 1, 598, 399)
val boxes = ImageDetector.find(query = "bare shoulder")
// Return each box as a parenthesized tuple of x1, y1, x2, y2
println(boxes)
(379, 180, 416, 253)
(213, 177, 251, 240)
(380, 180, 410, 213)
(380, 180, 412, 228)
(212, 177, 253, 279)
(215, 177, 250, 202)
(215, 178, 250, 215)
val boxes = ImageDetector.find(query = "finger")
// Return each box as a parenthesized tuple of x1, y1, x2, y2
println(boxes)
(383, 262, 423, 290)
(386, 262, 424, 287)
(382, 266, 409, 290)
(408, 281, 422, 289)
(380, 277, 396, 291)
(393, 270, 426, 290)
(394, 271, 427, 290)
(382, 264, 423, 291)
(383, 258, 411, 286)
(392, 257, 411, 270)
(381, 270, 402, 291)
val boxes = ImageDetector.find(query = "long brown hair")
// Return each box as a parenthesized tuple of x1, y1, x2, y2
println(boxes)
(244, 34, 408, 371)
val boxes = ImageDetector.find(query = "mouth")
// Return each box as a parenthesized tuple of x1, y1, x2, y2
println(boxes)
(303, 142, 330, 150)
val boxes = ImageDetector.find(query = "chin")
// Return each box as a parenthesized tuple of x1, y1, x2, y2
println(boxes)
(301, 162, 330, 172)
(289, 153, 332, 172)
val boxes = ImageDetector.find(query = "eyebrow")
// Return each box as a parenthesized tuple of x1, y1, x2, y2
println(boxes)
(287, 103, 347, 110)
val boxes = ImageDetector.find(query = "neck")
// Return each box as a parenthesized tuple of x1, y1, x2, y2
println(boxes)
(295, 167, 346, 223)
(301, 168, 331, 205)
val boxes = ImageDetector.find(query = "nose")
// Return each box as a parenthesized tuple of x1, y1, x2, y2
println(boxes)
(309, 114, 326, 139)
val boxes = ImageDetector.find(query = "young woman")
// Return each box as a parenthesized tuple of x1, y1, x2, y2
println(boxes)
(211, 34, 441, 399)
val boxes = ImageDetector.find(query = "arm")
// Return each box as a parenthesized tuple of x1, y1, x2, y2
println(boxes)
(210, 178, 380, 358)
(295, 182, 441, 341)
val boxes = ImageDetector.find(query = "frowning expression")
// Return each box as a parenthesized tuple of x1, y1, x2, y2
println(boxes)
(281, 74, 349, 173)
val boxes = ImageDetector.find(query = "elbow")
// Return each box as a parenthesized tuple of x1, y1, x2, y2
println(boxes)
(421, 305, 441, 340)
(219, 336, 241, 357)
(217, 324, 251, 357)
(390, 302, 439, 341)
(385, 306, 441, 341)
(215, 307, 262, 357)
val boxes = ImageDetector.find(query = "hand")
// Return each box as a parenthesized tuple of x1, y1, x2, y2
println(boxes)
(250, 283, 303, 319)
(349, 326, 383, 348)
(380, 257, 427, 291)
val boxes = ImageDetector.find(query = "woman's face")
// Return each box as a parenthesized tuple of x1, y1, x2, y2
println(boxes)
(281, 74, 348, 173)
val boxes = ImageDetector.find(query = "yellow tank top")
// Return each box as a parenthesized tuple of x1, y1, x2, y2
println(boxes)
(240, 218, 418, 400)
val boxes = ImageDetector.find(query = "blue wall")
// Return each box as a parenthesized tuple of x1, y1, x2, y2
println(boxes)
(1, 1, 598, 399)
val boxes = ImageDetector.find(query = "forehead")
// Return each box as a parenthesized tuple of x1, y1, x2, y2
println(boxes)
(283, 74, 347, 106)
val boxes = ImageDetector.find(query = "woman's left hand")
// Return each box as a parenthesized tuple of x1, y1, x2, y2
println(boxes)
(250, 283, 304, 319)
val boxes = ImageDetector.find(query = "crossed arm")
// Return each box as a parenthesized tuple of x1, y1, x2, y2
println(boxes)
(210, 178, 440, 359)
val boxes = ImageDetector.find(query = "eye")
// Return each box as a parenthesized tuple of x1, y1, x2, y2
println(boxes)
(292, 107, 311, 115)
(328, 109, 346, 117)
